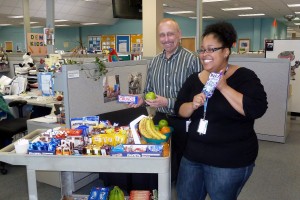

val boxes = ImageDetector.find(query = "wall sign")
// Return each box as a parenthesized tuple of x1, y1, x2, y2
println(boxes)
(116, 35, 130, 53)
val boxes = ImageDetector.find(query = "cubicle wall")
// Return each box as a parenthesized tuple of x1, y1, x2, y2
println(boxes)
(54, 58, 290, 143)
(229, 57, 291, 143)
(54, 60, 148, 128)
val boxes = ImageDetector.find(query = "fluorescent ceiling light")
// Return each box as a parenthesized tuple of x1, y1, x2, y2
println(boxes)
(0, 24, 12, 26)
(166, 11, 194, 14)
(55, 24, 70, 27)
(287, 4, 300, 7)
(238, 14, 265, 17)
(294, 23, 300, 25)
(20, 22, 38, 24)
(294, 17, 300, 20)
(189, 16, 214, 19)
(55, 19, 68, 22)
(80, 22, 99, 25)
(203, 0, 230, 2)
(7, 15, 23, 18)
(222, 7, 253, 11)
(295, 12, 300, 14)
(31, 26, 44, 28)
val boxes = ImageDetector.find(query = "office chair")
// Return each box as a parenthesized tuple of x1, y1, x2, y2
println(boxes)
(0, 99, 28, 175)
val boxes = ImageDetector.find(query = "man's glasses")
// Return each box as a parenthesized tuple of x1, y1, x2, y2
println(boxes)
(197, 47, 225, 54)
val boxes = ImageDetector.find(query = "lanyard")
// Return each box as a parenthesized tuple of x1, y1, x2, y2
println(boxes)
(202, 64, 229, 119)
(224, 64, 229, 75)
(203, 98, 208, 119)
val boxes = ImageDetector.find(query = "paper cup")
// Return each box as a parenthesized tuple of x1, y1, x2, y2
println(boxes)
(14, 139, 29, 154)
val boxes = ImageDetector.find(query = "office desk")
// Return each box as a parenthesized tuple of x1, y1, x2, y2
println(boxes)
(3, 91, 60, 118)
(0, 130, 171, 200)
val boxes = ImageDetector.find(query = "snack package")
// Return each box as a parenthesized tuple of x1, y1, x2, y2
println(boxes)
(202, 72, 222, 98)
(70, 117, 84, 129)
(118, 95, 138, 104)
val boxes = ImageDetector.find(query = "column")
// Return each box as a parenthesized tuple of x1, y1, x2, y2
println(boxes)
(23, 0, 31, 52)
(142, 0, 163, 57)
(196, 0, 203, 51)
(46, 0, 55, 54)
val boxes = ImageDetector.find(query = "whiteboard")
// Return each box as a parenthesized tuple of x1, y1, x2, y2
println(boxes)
(266, 39, 300, 113)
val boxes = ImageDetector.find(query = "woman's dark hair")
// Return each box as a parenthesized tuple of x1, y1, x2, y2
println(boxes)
(202, 21, 237, 50)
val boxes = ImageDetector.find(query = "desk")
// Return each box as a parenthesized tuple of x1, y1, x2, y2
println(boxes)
(3, 91, 60, 118)
(0, 130, 171, 200)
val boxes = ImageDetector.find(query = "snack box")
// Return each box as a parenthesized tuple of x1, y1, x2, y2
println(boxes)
(110, 144, 163, 157)
(28, 149, 56, 155)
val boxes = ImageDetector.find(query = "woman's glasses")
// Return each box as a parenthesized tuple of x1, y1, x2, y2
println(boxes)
(197, 47, 225, 54)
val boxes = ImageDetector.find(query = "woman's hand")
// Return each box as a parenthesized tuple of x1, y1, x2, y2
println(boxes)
(217, 70, 228, 91)
(192, 93, 206, 110)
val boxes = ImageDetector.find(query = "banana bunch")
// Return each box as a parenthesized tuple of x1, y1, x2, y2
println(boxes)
(109, 186, 124, 200)
(139, 117, 167, 140)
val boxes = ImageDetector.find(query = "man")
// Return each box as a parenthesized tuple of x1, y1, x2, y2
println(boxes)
(131, 18, 202, 185)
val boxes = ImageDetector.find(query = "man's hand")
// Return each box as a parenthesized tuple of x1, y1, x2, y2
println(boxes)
(128, 95, 145, 108)
(145, 95, 168, 108)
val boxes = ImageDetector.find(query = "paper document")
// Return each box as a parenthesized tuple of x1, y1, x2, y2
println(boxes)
(30, 115, 57, 123)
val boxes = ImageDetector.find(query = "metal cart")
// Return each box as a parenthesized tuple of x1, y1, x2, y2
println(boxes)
(0, 130, 171, 200)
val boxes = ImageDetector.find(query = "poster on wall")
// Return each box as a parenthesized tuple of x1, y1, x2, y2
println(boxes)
(44, 28, 55, 45)
(103, 75, 120, 103)
(27, 33, 47, 56)
(116, 35, 130, 53)
(130, 34, 143, 53)
(265, 39, 300, 113)
(88, 36, 101, 52)
(128, 72, 142, 94)
(238, 38, 250, 53)
(101, 35, 116, 52)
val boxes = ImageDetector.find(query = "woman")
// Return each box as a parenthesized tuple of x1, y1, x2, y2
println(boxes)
(174, 21, 268, 200)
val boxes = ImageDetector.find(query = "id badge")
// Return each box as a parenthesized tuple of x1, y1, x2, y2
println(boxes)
(197, 119, 208, 135)
(186, 119, 191, 132)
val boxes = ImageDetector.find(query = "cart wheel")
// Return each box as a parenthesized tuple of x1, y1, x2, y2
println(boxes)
(1, 168, 7, 175)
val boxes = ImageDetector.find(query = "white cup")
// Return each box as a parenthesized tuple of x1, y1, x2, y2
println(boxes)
(14, 139, 29, 154)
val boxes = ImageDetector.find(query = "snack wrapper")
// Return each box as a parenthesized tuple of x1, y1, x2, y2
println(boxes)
(202, 72, 222, 98)
(118, 95, 138, 104)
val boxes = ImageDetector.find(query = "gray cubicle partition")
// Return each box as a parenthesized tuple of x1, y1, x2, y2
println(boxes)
(229, 57, 291, 143)
(55, 58, 291, 143)
(54, 60, 148, 128)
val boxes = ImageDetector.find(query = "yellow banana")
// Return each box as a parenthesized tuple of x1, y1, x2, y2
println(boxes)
(145, 117, 166, 140)
(148, 117, 167, 140)
(145, 117, 160, 139)
(139, 117, 152, 139)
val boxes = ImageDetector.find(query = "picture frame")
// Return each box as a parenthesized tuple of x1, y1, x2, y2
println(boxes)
(238, 39, 250, 53)
(4, 85, 11, 95)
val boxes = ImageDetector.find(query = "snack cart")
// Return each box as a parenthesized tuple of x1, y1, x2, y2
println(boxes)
(0, 130, 171, 200)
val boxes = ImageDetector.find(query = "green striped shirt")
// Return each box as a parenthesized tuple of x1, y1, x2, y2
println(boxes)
(145, 46, 202, 115)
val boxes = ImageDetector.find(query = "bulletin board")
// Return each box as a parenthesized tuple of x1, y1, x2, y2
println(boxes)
(130, 34, 143, 53)
(27, 33, 47, 56)
(88, 36, 101, 52)
(116, 35, 130, 53)
(101, 35, 116, 51)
